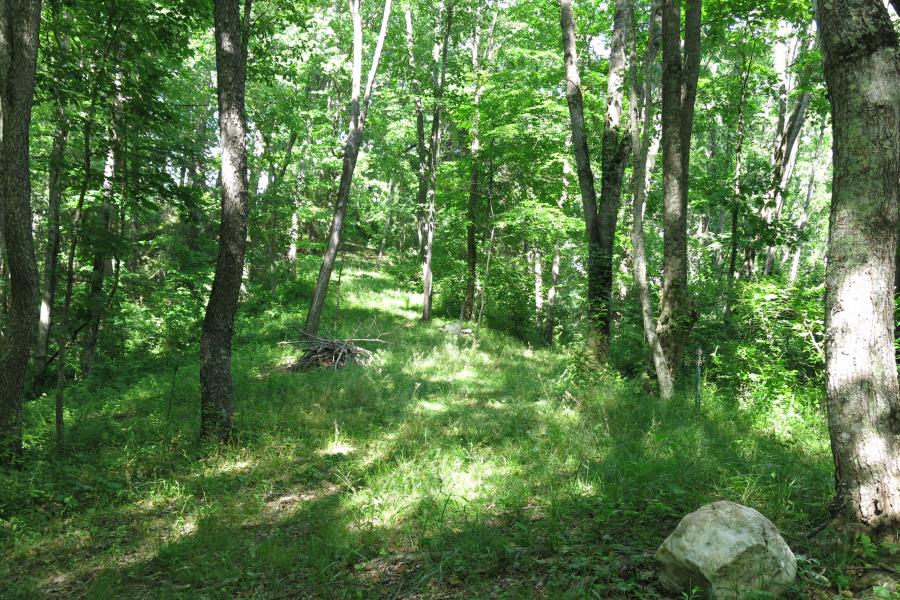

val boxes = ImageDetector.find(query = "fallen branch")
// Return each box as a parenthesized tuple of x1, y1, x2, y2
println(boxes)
(281, 331, 387, 371)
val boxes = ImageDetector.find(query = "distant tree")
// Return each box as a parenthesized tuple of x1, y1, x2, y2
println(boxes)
(816, 0, 900, 533)
(0, 0, 42, 460)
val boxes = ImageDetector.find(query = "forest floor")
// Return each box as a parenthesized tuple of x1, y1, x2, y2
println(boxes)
(2, 256, 896, 599)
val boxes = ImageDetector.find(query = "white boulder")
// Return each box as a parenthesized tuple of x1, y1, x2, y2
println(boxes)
(655, 500, 797, 599)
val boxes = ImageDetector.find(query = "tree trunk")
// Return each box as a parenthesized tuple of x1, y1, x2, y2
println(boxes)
(560, 0, 604, 357)
(723, 52, 752, 321)
(462, 4, 482, 322)
(305, 0, 392, 335)
(404, 6, 429, 262)
(762, 90, 811, 276)
(788, 126, 825, 285)
(816, 0, 900, 534)
(36, 101, 68, 380)
(657, 0, 701, 376)
(0, 0, 42, 460)
(421, 0, 453, 322)
(595, 0, 632, 358)
(200, 0, 252, 441)
(544, 158, 570, 346)
(627, 0, 673, 401)
(82, 68, 124, 376)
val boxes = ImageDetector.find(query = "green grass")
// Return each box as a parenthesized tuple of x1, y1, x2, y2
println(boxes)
(0, 257, 884, 599)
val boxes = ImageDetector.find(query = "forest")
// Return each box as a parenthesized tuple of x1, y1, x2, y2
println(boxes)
(0, 0, 898, 597)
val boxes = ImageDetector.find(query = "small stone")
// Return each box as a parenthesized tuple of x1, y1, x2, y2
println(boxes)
(655, 500, 797, 599)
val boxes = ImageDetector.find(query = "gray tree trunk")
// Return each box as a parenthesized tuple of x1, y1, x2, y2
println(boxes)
(560, 0, 629, 361)
(200, 0, 252, 441)
(305, 0, 393, 335)
(657, 0, 701, 376)
(0, 0, 42, 460)
(560, 0, 602, 357)
(723, 52, 752, 321)
(36, 101, 68, 379)
(627, 0, 673, 401)
(788, 127, 825, 285)
(462, 3, 482, 322)
(816, 0, 900, 534)
(420, 0, 453, 322)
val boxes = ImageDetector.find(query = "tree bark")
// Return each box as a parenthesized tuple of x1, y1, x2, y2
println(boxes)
(816, 0, 900, 534)
(656, 0, 701, 376)
(723, 52, 752, 321)
(404, 6, 428, 261)
(627, 0, 673, 401)
(420, 0, 453, 322)
(595, 0, 632, 358)
(762, 90, 811, 276)
(200, 0, 252, 441)
(36, 100, 68, 379)
(0, 0, 42, 460)
(462, 3, 482, 322)
(305, 0, 393, 335)
(560, 0, 603, 357)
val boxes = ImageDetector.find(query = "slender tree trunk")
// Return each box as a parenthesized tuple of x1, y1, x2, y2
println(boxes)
(462, 4, 482, 322)
(404, 6, 428, 261)
(627, 0, 673, 400)
(421, 0, 453, 322)
(560, 0, 603, 356)
(657, 0, 701, 376)
(762, 91, 811, 276)
(0, 0, 42, 460)
(595, 0, 632, 357)
(36, 101, 68, 379)
(816, 0, 900, 535)
(200, 0, 252, 441)
(81, 69, 124, 376)
(788, 126, 825, 285)
(723, 52, 752, 320)
(305, 0, 393, 335)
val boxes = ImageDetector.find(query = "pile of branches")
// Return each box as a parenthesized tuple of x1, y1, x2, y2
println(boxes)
(281, 331, 385, 371)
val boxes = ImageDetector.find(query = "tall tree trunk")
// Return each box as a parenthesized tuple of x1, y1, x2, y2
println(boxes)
(762, 91, 811, 276)
(723, 52, 752, 321)
(627, 0, 673, 401)
(657, 0, 701, 376)
(560, 0, 603, 356)
(200, 0, 252, 441)
(788, 126, 825, 285)
(462, 3, 482, 322)
(36, 101, 68, 380)
(305, 0, 393, 335)
(816, 0, 900, 534)
(420, 0, 453, 322)
(560, 0, 629, 361)
(404, 6, 428, 261)
(81, 68, 124, 376)
(595, 0, 631, 357)
(0, 0, 42, 460)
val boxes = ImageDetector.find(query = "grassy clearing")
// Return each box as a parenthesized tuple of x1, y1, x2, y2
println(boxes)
(0, 258, 879, 599)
